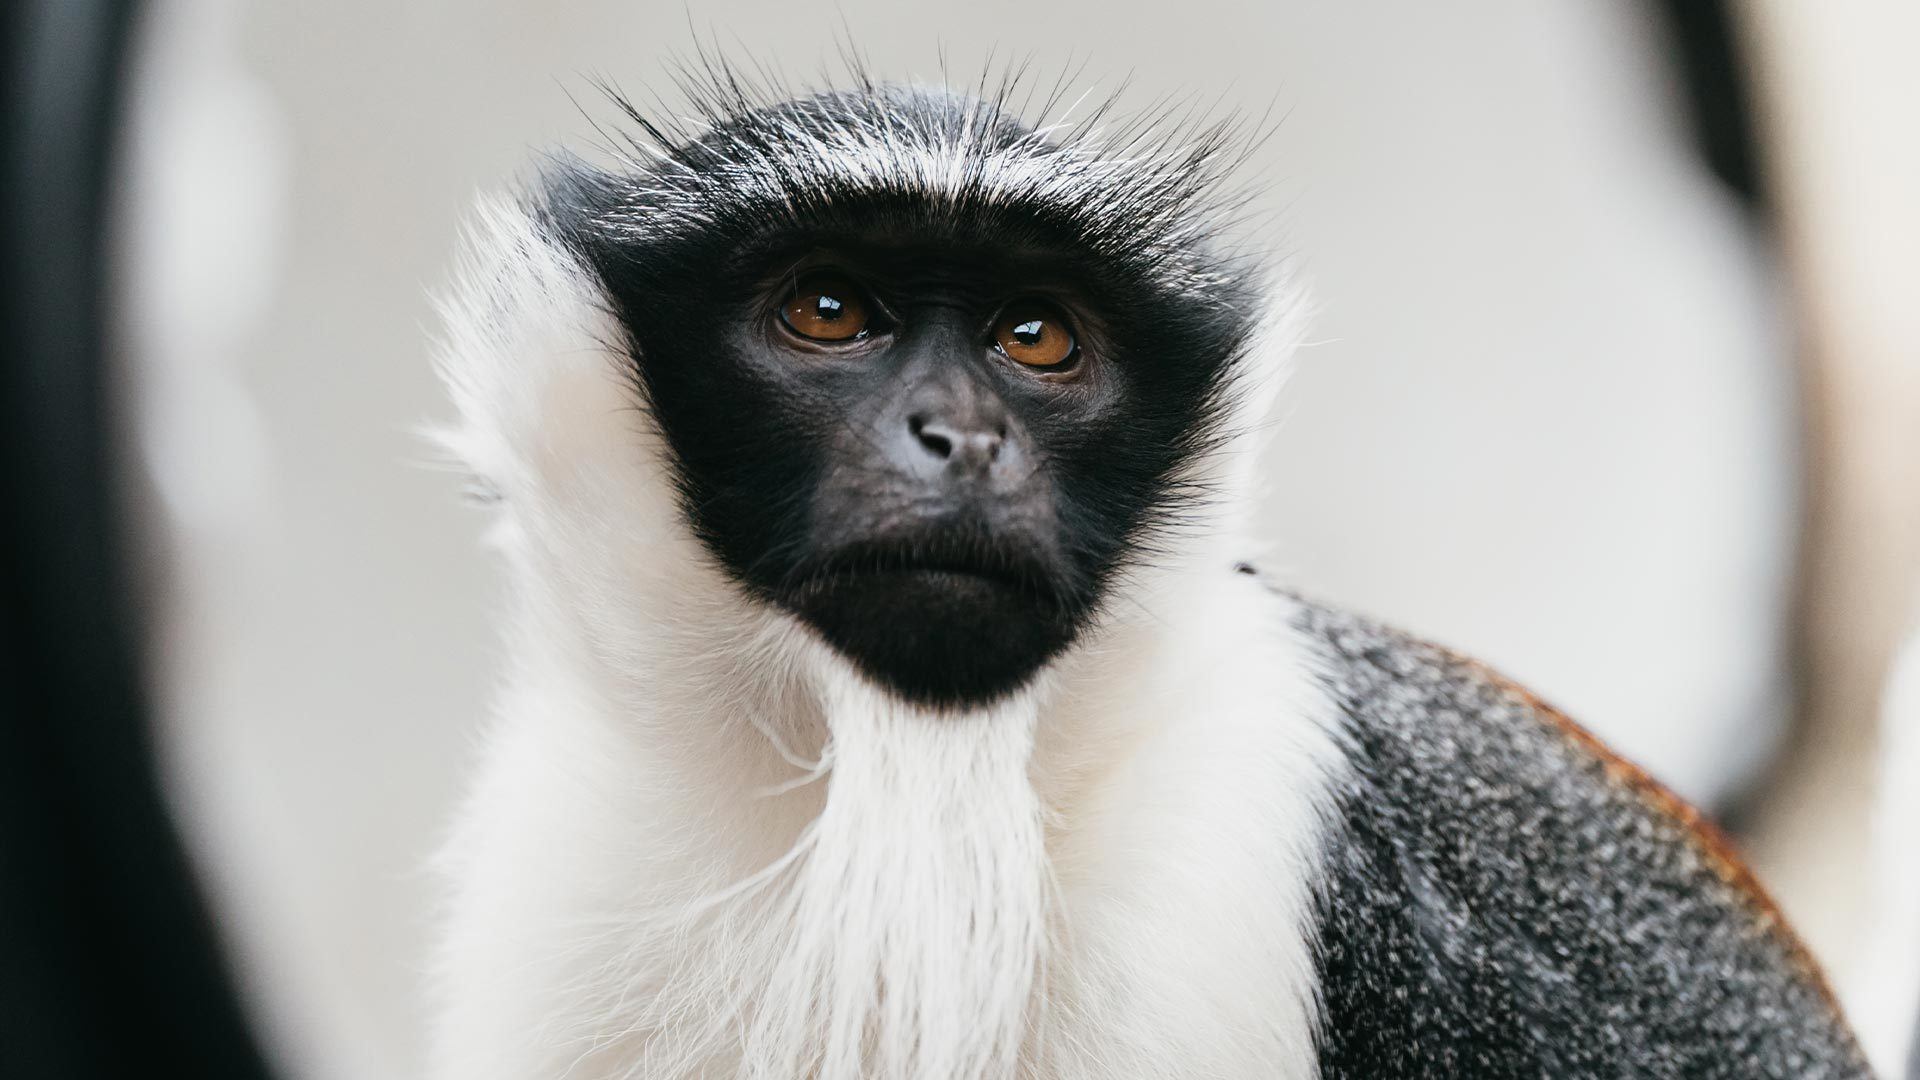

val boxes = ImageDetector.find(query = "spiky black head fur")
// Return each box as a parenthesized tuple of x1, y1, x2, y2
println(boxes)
(538, 68, 1264, 707)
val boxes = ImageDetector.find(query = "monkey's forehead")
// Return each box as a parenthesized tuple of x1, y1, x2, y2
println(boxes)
(539, 82, 1259, 300)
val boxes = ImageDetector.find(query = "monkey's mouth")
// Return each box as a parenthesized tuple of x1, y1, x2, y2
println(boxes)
(772, 534, 1082, 706)
(790, 537, 1064, 609)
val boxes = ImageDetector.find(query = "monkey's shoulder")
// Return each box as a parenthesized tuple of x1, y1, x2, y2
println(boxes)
(1281, 596, 1869, 1079)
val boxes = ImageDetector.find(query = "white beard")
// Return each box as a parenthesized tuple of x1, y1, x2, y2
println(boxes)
(616, 674, 1051, 1080)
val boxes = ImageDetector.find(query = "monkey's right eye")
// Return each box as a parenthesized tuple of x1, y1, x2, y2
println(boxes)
(778, 275, 872, 343)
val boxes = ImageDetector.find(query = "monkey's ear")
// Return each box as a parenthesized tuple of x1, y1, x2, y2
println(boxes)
(424, 193, 632, 514)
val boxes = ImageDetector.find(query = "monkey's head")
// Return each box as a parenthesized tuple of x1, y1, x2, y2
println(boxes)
(446, 77, 1278, 710)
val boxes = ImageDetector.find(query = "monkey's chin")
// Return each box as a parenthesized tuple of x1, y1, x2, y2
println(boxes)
(785, 568, 1074, 709)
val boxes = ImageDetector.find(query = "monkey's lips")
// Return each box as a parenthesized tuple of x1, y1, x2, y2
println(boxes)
(787, 538, 1064, 609)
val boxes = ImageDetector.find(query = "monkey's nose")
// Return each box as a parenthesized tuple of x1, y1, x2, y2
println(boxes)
(909, 413, 1004, 470)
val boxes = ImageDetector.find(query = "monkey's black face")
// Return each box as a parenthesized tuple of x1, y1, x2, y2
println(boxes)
(551, 88, 1256, 706)
(747, 251, 1091, 698)
(609, 239, 1228, 706)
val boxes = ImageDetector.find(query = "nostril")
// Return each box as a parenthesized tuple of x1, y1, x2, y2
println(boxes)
(909, 414, 954, 459)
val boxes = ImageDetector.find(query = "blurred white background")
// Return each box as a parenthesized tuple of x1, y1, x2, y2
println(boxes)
(111, 1, 1919, 1077)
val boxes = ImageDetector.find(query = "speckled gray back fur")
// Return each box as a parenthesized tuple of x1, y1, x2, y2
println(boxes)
(1290, 595, 1870, 1078)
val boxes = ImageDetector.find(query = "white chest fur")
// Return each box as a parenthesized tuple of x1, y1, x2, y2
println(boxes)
(427, 572, 1341, 1080)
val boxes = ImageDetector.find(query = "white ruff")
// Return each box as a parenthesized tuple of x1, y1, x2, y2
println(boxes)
(720, 678, 1047, 1080)
(426, 198, 1340, 1079)
(460, 666, 1049, 1079)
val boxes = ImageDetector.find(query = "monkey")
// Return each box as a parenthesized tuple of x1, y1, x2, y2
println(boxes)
(424, 63, 1871, 1080)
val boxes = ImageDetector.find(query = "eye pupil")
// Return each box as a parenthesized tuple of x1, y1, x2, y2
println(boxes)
(815, 295, 844, 320)
(1012, 319, 1044, 345)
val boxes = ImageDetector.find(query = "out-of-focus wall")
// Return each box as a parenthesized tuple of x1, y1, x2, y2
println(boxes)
(115, 2, 1809, 1077)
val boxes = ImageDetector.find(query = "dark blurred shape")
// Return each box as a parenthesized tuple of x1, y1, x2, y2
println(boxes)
(1910, 1004, 1920, 1080)
(0, 1, 275, 1077)
(1649, 0, 1765, 208)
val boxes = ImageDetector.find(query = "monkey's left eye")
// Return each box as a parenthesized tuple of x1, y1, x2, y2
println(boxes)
(778, 274, 873, 342)
(992, 302, 1078, 368)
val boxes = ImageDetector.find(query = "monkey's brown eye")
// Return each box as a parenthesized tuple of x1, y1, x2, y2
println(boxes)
(992, 303, 1077, 368)
(779, 275, 871, 342)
